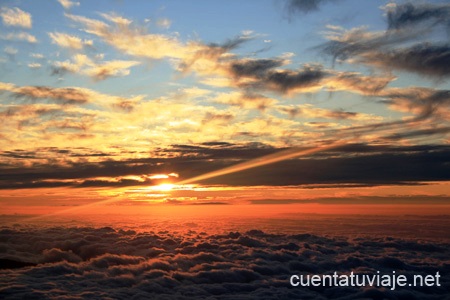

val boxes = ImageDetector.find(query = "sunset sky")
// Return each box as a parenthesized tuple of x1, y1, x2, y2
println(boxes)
(0, 0, 449, 215)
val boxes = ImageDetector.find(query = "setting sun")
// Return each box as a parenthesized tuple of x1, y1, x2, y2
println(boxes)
(152, 183, 176, 191)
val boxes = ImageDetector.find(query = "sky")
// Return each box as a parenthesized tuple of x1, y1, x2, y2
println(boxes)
(0, 0, 449, 215)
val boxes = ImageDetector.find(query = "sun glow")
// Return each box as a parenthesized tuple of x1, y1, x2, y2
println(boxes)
(152, 183, 175, 191)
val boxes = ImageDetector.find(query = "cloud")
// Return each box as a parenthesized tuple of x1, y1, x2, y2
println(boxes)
(0, 143, 449, 189)
(64, 13, 189, 60)
(0, 223, 448, 299)
(284, 0, 340, 15)
(379, 87, 450, 119)
(196, 53, 393, 96)
(384, 3, 450, 30)
(276, 104, 382, 121)
(48, 32, 93, 50)
(202, 112, 234, 125)
(229, 58, 286, 78)
(320, 26, 414, 62)
(0, 81, 143, 108)
(9, 86, 90, 105)
(250, 195, 450, 205)
(30, 53, 44, 59)
(64, 12, 250, 77)
(0, 7, 32, 28)
(234, 63, 330, 94)
(156, 18, 171, 29)
(51, 54, 141, 80)
(320, 21, 449, 78)
(214, 92, 278, 111)
(384, 127, 450, 140)
(325, 72, 394, 95)
(57, 0, 80, 10)
(62, 11, 396, 97)
(361, 43, 450, 78)
(27, 63, 41, 69)
(4, 47, 18, 56)
(0, 32, 37, 43)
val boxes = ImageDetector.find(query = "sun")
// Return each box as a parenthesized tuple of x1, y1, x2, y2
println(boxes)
(152, 183, 175, 191)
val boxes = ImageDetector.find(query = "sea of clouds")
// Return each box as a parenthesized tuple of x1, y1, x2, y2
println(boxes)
(0, 215, 449, 299)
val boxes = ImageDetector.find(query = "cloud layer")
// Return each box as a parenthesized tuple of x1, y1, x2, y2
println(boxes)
(0, 219, 448, 299)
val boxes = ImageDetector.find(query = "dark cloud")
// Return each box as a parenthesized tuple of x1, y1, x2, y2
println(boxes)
(233, 64, 331, 94)
(0, 222, 448, 299)
(112, 99, 136, 112)
(277, 105, 366, 120)
(380, 87, 450, 119)
(230, 58, 285, 78)
(365, 43, 450, 78)
(264, 65, 328, 93)
(0, 143, 449, 189)
(284, 0, 340, 15)
(320, 27, 414, 62)
(202, 112, 234, 125)
(385, 126, 450, 140)
(223, 56, 393, 96)
(320, 22, 450, 78)
(198, 145, 450, 186)
(251, 195, 450, 205)
(386, 3, 450, 30)
(13, 86, 89, 105)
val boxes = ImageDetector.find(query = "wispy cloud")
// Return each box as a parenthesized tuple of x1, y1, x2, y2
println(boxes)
(0, 32, 37, 43)
(320, 5, 450, 79)
(48, 32, 93, 50)
(276, 104, 381, 121)
(50, 54, 140, 80)
(384, 2, 450, 30)
(0, 81, 143, 108)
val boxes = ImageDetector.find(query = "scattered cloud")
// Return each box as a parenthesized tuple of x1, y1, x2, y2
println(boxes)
(48, 32, 93, 50)
(57, 0, 80, 10)
(30, 53, 44, 59)
(3, 46, 17, 56)
(156, 18, 171, 29)
(0, 32, 37, 43)
(50, 54, 140, 80)
(214, 92, 278, 111)
(0, 7, 32, 28)
(27, 63, 41, 69)
(64, 12, 251, 78)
